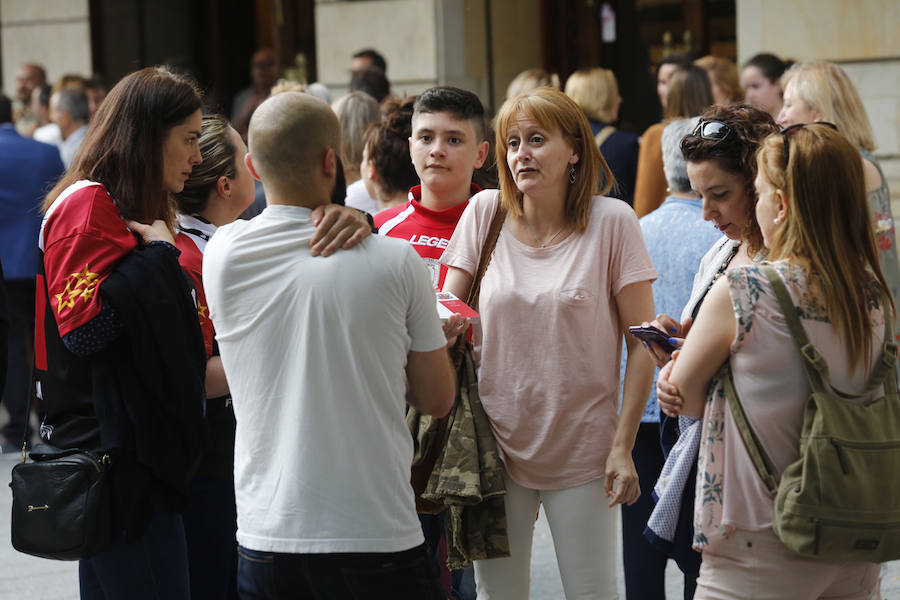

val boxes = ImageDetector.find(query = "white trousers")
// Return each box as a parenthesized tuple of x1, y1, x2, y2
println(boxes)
(474, 475, 619, 600)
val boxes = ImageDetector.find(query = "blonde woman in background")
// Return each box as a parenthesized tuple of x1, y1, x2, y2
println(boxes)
(565, 68, 639, 206)
(777, 60, 900, 352)
(172, 114, 256, 600)
(505, 68, 560, 100)
(695, 56, 743, 105)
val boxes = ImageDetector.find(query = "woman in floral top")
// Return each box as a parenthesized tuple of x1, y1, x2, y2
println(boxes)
(658, 125, 893, 598)
(640, 104, 777, 600)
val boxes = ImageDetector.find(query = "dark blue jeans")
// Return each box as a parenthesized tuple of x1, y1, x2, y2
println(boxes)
(236, 543, 444, 600)
(184, 476, 238, 599)
(79, 509, 190, 599)
(622, 421, 670, 600)
(622, 421, 698, 600)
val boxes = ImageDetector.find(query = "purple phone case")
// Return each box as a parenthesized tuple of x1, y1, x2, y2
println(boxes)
(628, 326, 678, 353)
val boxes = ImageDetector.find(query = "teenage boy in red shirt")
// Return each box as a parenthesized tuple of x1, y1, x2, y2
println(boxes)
(374, 86, 490, 599)
(375, 86, 490, 290)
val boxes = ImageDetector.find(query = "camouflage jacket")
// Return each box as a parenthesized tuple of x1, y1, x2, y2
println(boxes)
(409, 343, 510, 569)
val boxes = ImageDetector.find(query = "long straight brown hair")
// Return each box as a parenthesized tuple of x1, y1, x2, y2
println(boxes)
(757, 125, 895, 369)
(664, 65, 713, 121)
(44, 67, 203, 228)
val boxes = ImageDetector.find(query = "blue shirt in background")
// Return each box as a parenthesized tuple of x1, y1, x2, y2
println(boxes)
(621, 195, 723, 422)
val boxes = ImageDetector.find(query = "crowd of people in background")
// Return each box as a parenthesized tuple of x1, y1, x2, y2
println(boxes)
(0, 43, 897, 600)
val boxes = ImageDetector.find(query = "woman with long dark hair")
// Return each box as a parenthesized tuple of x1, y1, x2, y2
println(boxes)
(741, 53, 789, 120)
(36, 66, 206, 598)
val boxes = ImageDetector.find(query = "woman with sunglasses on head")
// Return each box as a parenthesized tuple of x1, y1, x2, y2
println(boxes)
(637, 103, 777, 600)
(777, 60, 900, 356)
(643, 104, 778, 364)
(621, 116, 725, 600)
(657, 123, 892, 600)
(441, 87, 657, 599)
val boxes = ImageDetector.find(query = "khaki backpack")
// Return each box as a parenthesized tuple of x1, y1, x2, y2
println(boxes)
(723, 265, 900, 562)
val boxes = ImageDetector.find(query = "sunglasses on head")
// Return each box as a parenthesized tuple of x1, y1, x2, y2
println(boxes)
(692, 119, 732, 142)
(779, 122, 838, 165)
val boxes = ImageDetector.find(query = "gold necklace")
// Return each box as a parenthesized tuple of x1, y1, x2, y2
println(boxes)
(522, 218, 567, 248)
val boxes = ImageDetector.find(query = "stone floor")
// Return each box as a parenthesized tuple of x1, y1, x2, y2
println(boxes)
(0, 421, 897, 599)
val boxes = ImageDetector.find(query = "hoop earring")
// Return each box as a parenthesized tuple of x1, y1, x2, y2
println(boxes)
(568, 165, 576, 184)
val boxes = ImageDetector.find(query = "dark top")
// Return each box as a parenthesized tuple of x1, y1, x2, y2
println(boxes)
(37, 243, 207, 538)
(590, 119, 639, 207)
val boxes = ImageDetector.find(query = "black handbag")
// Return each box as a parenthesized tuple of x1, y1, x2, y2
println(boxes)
(9, 442, 115, 560)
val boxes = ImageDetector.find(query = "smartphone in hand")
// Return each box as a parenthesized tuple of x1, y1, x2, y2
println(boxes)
(628, 326, 679, 354)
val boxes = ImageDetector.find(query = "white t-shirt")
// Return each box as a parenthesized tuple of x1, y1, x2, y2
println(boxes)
(345, 178, 379, 215)
(203, 204, 447, 554)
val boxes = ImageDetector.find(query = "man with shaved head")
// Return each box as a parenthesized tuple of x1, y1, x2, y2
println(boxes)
(202, 91, 454, 599)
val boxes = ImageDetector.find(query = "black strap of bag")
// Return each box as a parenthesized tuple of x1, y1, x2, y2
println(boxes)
(725, 265, 897, 494)
(761, 266, 897, 399)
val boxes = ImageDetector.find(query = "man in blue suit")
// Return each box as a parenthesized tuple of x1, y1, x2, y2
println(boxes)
(0, 94, 65, 453)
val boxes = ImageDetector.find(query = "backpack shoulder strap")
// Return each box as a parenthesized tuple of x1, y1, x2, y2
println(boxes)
(721, 362, 779, 495)
(861, 318, 898, 397)
(865, 297, 898, 397)
(761, 265, 897, 397)
(729, 265, 899, 495)
(759, 265, 826, 390)
(594, 126, 616, 148)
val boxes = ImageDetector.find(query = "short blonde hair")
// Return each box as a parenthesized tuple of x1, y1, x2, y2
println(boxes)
(494, 87, 613, 232)
(563, 68, 620, 123)
(695, 55, 742, 103)
(781, 61, 875, 152)
(270, 79, 306, 96)
(505, 68, 560, 100)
